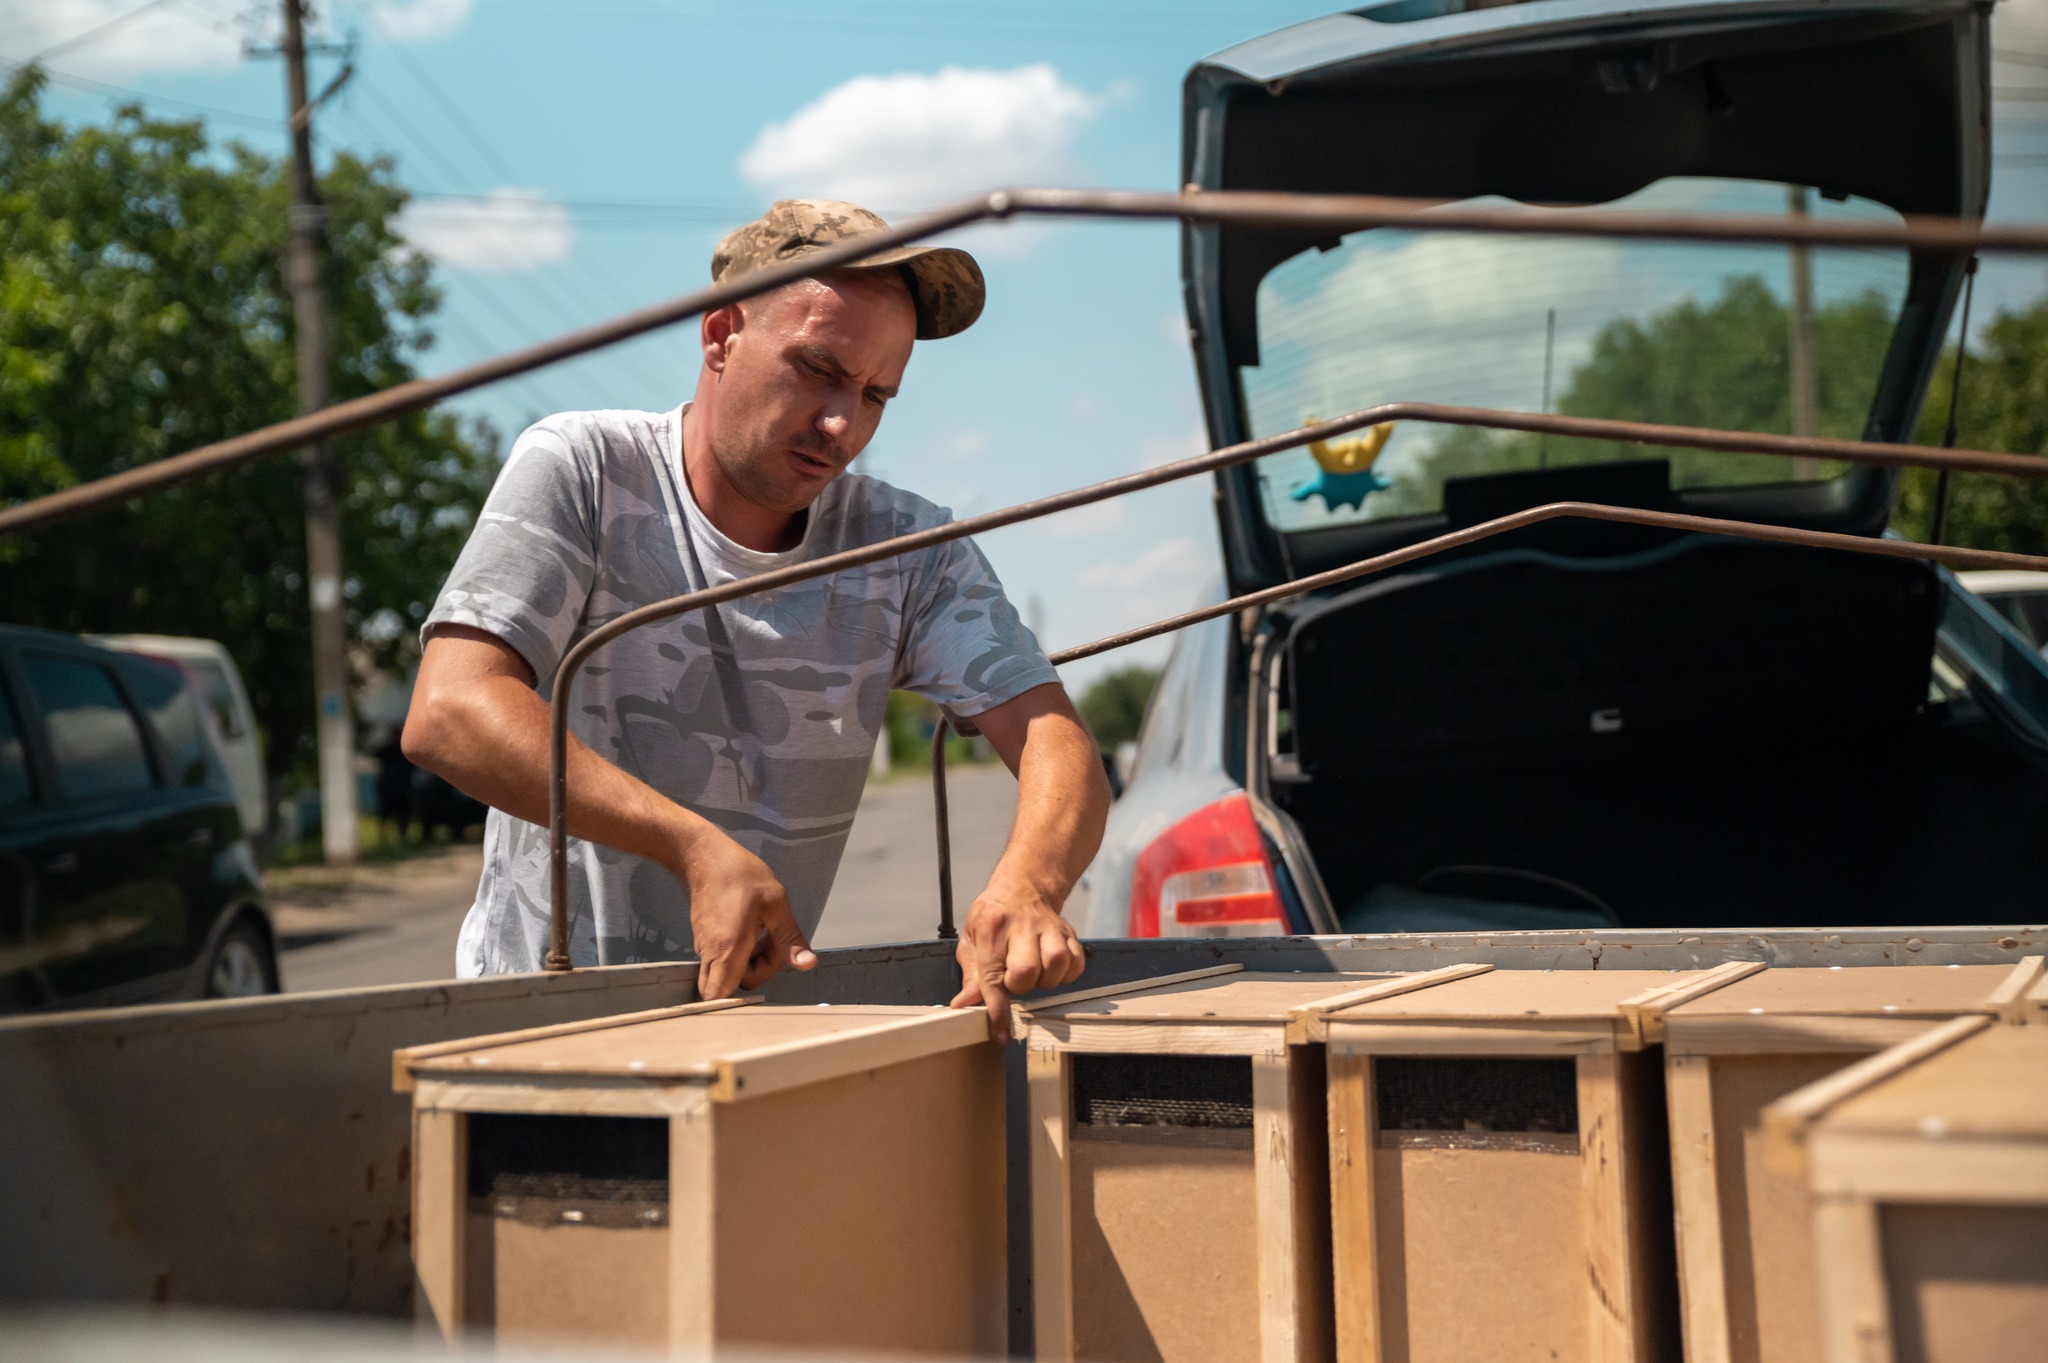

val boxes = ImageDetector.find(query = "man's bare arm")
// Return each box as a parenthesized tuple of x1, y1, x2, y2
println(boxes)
(402, 625, 814, 994)
(948, 681, 1112, 1038)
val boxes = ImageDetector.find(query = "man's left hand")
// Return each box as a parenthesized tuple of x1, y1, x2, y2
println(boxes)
(949, 871, 1086, 1042)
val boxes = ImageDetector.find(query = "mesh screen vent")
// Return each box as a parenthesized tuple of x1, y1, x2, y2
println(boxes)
(468, 1112, 668, 1201)
(1073, 1053, 1254, 1130)
(1375, 1057, 1578, 1149)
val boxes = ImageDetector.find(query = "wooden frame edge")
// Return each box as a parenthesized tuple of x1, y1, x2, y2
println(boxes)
(1285, 963, 1495, 1043)
(1620, 960, 1769, 1044)
(1027, 1046, 1075, 1362)
(1758, 1014, 1995, 1170)
(1987, 954, 2046, 1023)
(712, 1007, 989, 1102)
(392, 996, 752, 1091)
(1011, 964, 1246, 1034)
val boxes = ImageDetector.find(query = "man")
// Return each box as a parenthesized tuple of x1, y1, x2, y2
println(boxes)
(403, 200, 1109, 1035)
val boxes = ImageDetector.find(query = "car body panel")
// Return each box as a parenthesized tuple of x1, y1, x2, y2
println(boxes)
(0, 627, 268, 1010)
(1182, 0, 1990, 593)
(92, 635, 267, 845)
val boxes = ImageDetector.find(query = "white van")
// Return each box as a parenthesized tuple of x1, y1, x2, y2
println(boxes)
(89, 635, 267, 847)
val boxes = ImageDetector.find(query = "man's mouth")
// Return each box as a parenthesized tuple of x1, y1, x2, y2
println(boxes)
(788, 449, 837, 477)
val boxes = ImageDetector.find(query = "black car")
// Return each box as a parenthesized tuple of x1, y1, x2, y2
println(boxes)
(0, 626, 276, 1010)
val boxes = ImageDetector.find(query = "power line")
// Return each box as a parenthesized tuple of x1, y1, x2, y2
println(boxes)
(0, 54, 283, 128)
(19, 0, 177, 65)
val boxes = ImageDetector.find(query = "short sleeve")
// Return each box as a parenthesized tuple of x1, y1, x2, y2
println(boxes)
(422, 421, 598, 687)
(895, 532, 1060, 719)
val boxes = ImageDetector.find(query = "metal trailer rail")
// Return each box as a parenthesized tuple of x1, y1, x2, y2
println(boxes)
(2, 192, 2047, 1332)
(5, 187, 2048, 965)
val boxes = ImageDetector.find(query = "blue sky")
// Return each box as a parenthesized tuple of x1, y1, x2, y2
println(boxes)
(10, 0, 2048, 689)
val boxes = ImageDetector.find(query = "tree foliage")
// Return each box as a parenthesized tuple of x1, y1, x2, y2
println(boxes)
(1894, 294, 2048, 556)
(0, 70, 497, 782)
(1077, 666, 1159, 753)
(1385, 270, 2048, 551)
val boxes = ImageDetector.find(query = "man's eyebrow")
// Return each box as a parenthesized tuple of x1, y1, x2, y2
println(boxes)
(796, 344, 898, 399)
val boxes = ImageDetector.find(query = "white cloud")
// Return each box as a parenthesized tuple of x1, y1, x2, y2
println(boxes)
(1139, 425, 1209, 470)
(0, 0, 470, 77)
(360, 0, 471, 43)
(940, 429, 990, 460)
(398, 188, 573, 272)
(1077, 536, 1210, 594)
(739, 64, 1103, 212)
(0, 0, 238, 77)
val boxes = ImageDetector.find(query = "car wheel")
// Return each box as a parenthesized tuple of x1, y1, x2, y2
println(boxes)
(204, 917, 278, 999)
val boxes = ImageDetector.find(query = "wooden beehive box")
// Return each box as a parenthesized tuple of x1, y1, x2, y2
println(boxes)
(394, 998, 1004, 1357)
(1652, 958, 2042, 1363)
(1319, 966, 1727, 1363)
(1763, 1017, 2048, 1363)
(1014, 962, 1488, 1363)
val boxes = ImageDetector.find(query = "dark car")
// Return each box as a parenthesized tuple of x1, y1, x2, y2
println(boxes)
(1086, 0, 2048, 937)
(0, 626, 276, 1010)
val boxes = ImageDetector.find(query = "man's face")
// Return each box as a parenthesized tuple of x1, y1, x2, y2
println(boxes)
(701, 271, 917, 514)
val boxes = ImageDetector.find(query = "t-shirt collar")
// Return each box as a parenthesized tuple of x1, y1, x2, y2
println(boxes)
(668, 402, 821, 567)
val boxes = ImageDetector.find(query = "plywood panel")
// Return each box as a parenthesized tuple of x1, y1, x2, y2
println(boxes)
(1827, 1025, 2048, 1137)
(710, 1044, 1005, 1357)
(1667, 965, 2016, 1020)
(1041, 974, 1406, 1023)
(1336, 970, 1696, 1023)
(409, 1005, 940, 1080)
(1373, 1145, 1586, 1363)
(1701, 1053, 1851, 1363)
(1881, 1204, 2048, 1363)
(480, 1214, 668, 1351)
(1070, 1136, 1261, 1363)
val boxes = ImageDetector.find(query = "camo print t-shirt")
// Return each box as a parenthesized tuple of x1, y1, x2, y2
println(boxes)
(424, 405, 1057, 976)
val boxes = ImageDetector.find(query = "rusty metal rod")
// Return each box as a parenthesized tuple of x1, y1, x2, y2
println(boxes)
(544, 397, 2048, 968)
(931, 718, 956, 941)
(11, 185, 2048, 537)
(1045, 502, 2048, 668)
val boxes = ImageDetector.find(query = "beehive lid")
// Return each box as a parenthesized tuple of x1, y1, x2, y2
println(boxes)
(1322, 968, 1711, 1053)
(1822, 1023, 2048, 1141)
(1014, 966, 1476, 1054)
(1666, 964, 2021, 1020)
(397, 1002, 985, 1102)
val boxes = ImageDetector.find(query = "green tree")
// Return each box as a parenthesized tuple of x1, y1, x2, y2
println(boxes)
(1893, 295, 2048, 555)
(1386, 275, 1896, 503)
(1077, 666, 1159, 753)
(0, 70, 498, 784)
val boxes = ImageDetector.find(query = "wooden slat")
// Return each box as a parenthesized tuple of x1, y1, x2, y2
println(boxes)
(1021, 1020, 1286, 1057)
(1666, 1054, 1732, 1363)
(1011, 964, 1245, 1022)
(1811, 1196, 1890, 1363)
(1252, 1052, 1300, 1363)
(391, 997, 751, 1091)
(1987, 955, 2046, 1023)
(668, 1102, 716, 1356)
(1759, 1015, 1995, 1168)
(1325, 1020, 1618, 1056)
(410, 1075, 712, 1117)
(1620, 961, 1768, 1044)
(411, 1107, 465, 1343)
(1285, 963, 1495, 1043)
(1327, 1050, 1383, 1363)
(1666, 1014, 1951, 1056)
(710, 1008, 988, 1102)
(1578, 1053, 1638, 1363)
(1028, 1047, 1075, 1362)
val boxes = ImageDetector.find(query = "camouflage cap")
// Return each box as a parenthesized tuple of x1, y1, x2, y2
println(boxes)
(711, 199, 985, 340)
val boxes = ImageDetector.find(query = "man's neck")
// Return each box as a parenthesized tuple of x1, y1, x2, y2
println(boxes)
(678, 405, 803, 553)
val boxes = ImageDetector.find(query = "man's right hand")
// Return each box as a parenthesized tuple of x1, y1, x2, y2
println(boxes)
(667, 826, 816, 998)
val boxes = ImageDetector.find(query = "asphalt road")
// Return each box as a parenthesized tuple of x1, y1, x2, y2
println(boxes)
(276, 763, 1050, 992)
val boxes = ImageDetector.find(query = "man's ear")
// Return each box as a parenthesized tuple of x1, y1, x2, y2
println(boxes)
(702, 304, 741, 373)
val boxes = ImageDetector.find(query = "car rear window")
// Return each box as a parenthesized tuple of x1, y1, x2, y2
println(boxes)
(0, 682, 31, 810)
(123, 657, 216, 789)
(186, 658, 246, 739)
(23, 654, 156, 802)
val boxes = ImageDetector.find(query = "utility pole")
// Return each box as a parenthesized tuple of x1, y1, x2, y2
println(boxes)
(1787, 185, 1821, 480)
(277, 0, 358, 863)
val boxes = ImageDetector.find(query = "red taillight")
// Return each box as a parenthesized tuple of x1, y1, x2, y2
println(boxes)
(1127, 792, 1287, 938)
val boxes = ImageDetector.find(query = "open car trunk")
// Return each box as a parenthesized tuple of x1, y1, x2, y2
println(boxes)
(1252, 486, 2048, 932)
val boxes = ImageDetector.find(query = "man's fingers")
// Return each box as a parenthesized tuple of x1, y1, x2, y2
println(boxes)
(760, 893, 816, 972)
(698, 937, 745, 999)
(1002, 924, 1044, 999)
(1040, 927, 1085, 989)
(980, 972, 1013, 1043)
(740, 928, 778, 990)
